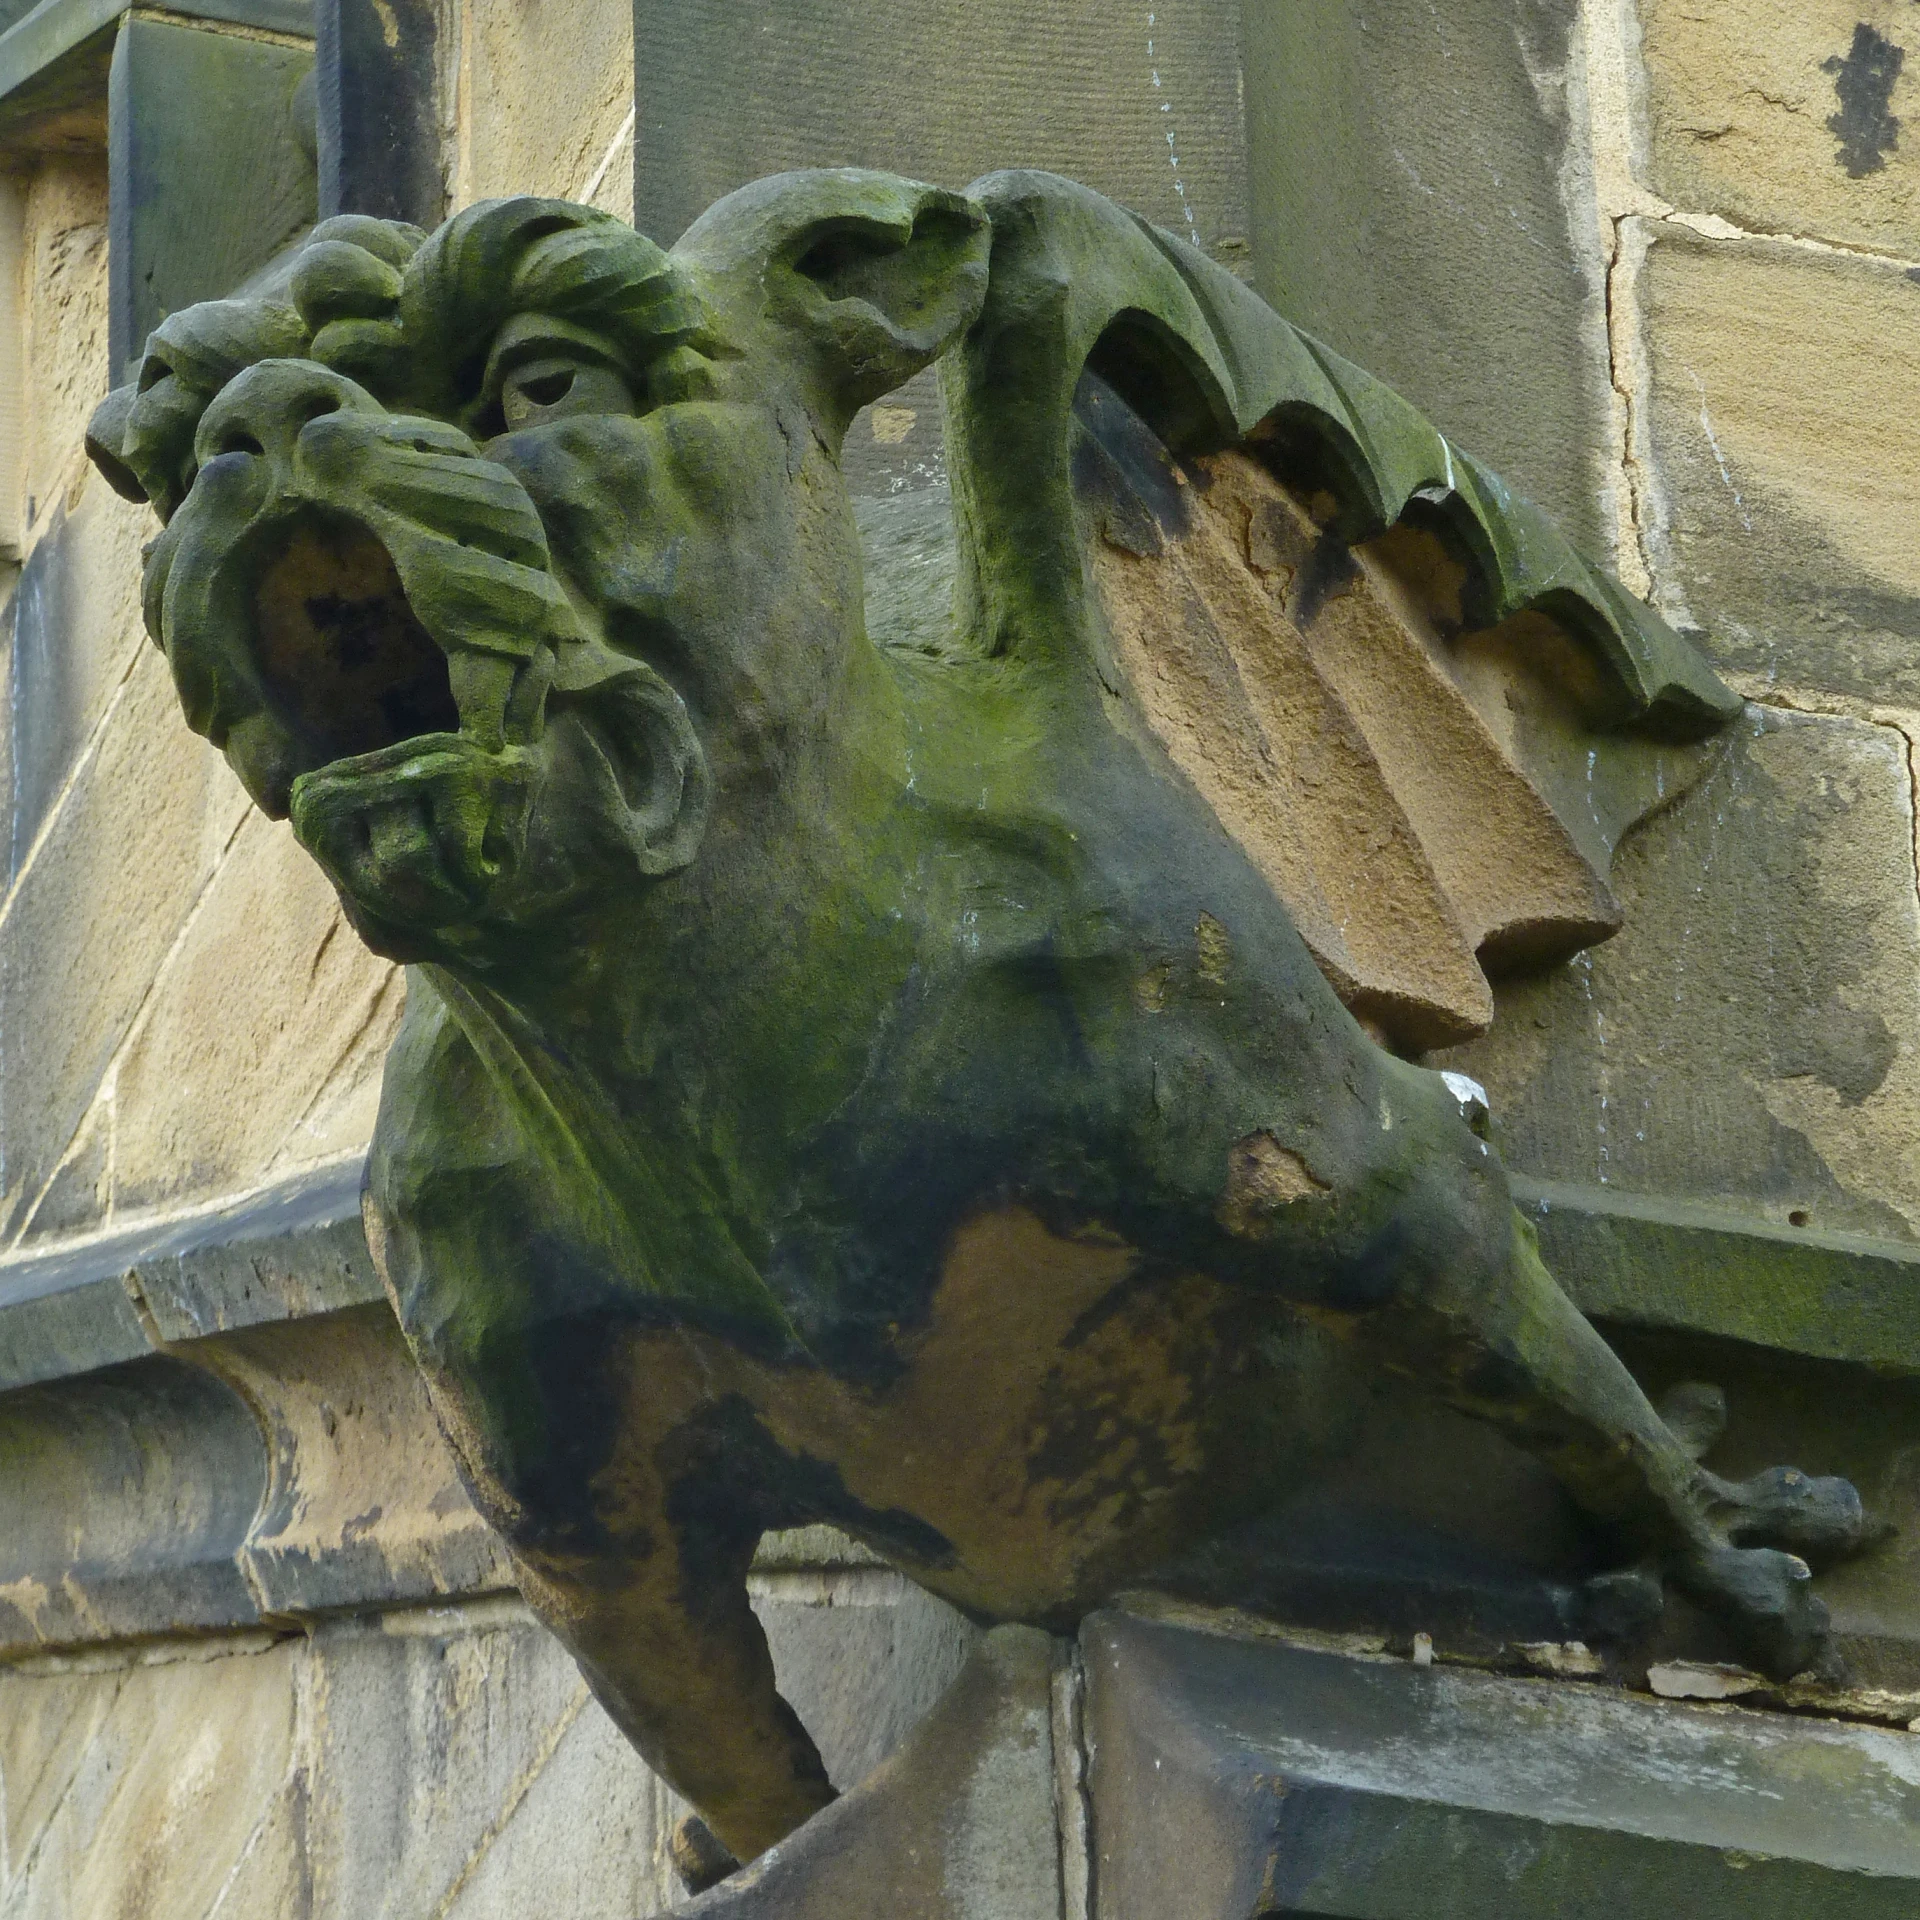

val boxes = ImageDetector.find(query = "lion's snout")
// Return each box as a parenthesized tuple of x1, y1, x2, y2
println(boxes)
(140, 358, 577, 817)
(167, 359, 473, 796)
(194, 358, 381, 480)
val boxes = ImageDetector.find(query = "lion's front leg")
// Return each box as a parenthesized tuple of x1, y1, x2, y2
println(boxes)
(1360, 1173, 1873, 1675)
(509, 1498, 836, 1871)
(370, 988, 833, 1870)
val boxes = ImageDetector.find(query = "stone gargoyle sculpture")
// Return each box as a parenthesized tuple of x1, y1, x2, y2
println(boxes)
(87, 168, 1875, 1873)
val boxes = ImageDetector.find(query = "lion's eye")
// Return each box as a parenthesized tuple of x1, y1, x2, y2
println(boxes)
(500, 357, 634, 430)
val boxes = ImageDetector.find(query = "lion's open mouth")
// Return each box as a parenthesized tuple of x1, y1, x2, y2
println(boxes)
(151, 405, 572, 818)
(251, 511, 462, 764)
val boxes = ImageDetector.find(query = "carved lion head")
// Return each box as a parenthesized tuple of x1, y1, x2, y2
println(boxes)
(86, 175, 989, 960)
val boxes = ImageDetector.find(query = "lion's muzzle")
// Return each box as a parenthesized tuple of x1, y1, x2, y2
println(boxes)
(148, 358, 574, 817)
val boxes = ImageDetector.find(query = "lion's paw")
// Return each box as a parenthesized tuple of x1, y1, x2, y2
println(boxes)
(1707, 1466, 1880, 1563)
(670, 1814, 741, 1896)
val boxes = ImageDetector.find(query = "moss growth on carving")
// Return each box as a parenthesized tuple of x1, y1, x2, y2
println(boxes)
(87, 172, 1867, 1865)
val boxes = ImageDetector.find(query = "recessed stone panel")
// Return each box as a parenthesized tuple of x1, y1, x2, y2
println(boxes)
(1441, 705, 1920, 1241)
(631, 0, 1246, 261)
(1242, 0, 1617, 558)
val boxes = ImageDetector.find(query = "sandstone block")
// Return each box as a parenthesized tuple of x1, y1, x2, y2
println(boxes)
(437, 1699, 685, 1918)
(1637, 222, 1920, 704)
(456, 0, 634, 213)
(108, 809, 402, 1216)
(1641, 0, 1920, 255)
(0, 1583, 996, 1918)
(6, 484, 151, 888)
(0, 1617, 670, 1920)
(1442, 704, 1920, 1240)
(298, 1607, 640, 1916)
(19, 157, 107, 541)
(1243, 0, 1619, 557)
(0, 645, 250, 1240)
(0, 1641, 298, 1920)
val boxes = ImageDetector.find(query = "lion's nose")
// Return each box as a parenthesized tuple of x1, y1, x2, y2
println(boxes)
(193, 359, 381, 472)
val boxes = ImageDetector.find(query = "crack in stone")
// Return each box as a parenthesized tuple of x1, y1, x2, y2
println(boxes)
(427, 1682, 591, 1920)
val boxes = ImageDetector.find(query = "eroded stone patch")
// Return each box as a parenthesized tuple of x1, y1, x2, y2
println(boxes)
(1218, 1130, 1330, 1237)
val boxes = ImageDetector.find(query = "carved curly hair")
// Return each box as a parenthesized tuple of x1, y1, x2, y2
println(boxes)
(87, 199, 709, 520)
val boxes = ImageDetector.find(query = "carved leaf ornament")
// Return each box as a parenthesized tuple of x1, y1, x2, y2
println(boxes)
(944, 174, 1738, 1052)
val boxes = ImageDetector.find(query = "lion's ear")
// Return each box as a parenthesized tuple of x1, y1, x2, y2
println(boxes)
(548, 661, 712, 880)
(672, 169, 990, 435)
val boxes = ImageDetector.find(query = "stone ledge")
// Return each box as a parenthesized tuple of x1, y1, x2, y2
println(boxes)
(1518, 1175, 1920, 1373)
(1, 1159, 1913, 1665)
(0, 1154, 379, 1393)
(1086, 1606, 1920, 1917)
(6, 1161, 1919, 1401)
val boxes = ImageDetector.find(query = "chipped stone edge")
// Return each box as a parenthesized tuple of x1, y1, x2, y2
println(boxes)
(0, 1152, 381, 1393)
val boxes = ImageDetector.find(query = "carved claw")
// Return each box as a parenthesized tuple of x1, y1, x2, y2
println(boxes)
(1670, 1544, 1832, 1680)
(1707, 1465, 1886, 1564)
(671, 1813, 742, 1896)
(1571, 1565, 1666, 1643)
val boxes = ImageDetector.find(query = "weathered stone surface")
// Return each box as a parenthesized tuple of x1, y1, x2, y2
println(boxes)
(5, 483, 149, 887)
(107, 808, 403, 1216)
(123, 1154, 378, 1343)
(0, 1637, 298, 1920)
(0, 1300, 510, 1653)
(681, 1626, 1061, 1920)
(0, 1584, 1007, 1918)
(0, 645, 251, 1240)
(1243, 0, 1618, 556)
(1085, 1607, 1920, 1918)
(1641, 0, 1920, 254)
(1518, 1175, 1920, 1370)
(0, 1355, 264, 1647)
(1637, 222, 1920, 703)
(630, 0, 1246, 259)
(105, 15, 317, 379)
(210, 1305, 513, 1615)
(0, 1155, 379, 1392)
(18, 156, 106, 542)
(0, 1612, 669, 1920)
(0, 1204, 501, 1650)
(750, 1563, 980, 1790)
(1443, 705, 1920, 1241)
(455, 0, 633, 212)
